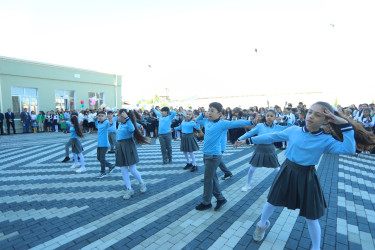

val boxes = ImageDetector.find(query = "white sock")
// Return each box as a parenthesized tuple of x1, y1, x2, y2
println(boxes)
(274, 167, 280, 173)
(129, 164, 143, 184)
(259, 202, 276, 227)
(189, 152, 196, 166)
(55, 125, 58, 132)
(183, 152, 191, 164)
(282, 141, 286, 147)
(306, 219, 321, 250)
(73, 153, 78, 165)
(78, 153, 85, 167)
(246, 165, 256, 187)
(121, 167, 132, 189)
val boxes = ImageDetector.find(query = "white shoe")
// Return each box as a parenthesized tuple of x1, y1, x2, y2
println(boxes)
(70, 164, 81, 169)
(253, 220, 270, 241)
(140, 183, 147, 193)
(123, 189, 135, 200)
(241, 185, 251, 192)
(76, 167, 86, 173)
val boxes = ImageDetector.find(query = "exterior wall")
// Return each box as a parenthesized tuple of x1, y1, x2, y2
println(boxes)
(0, 57, 122, 132)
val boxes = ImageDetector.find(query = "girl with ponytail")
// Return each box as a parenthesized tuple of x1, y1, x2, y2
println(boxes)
(236, 101, 375, 250)
(69, 116, 86, 173)
(235, 109, 292, 192)
(116, 109, 150, 200)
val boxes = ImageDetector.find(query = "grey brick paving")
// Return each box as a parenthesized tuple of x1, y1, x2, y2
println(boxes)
(0, 132, 374, 249)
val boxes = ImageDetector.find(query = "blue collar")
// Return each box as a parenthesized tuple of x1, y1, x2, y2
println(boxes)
(263, 122, 274, 128)
(302, 126, 324, 135)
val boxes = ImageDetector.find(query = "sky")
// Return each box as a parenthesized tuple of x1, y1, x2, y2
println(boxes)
(0, 0, 374, 106)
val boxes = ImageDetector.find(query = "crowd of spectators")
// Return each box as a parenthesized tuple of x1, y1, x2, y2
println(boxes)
(1, 102, 374, 146)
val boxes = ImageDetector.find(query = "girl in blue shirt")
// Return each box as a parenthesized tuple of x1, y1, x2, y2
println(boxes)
(235, 101, 375, 250)
(69, 116, 86, 173)
(116, 109, 150, 200)
(236, 110, 291, 192)
(173, 110, 201, 172)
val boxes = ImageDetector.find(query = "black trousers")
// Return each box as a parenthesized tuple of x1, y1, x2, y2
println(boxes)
(0, 121, 4, 134)
(7, 121, 16, 134)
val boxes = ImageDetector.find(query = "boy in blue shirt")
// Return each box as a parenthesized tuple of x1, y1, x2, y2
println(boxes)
(153, 105, 177, 164)
(107, 111, 117, 154)
(95, 111, 115, 178)
(195, 102, 252, 211)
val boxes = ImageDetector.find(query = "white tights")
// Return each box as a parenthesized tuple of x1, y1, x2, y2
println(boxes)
(73, 153, 85, 166)
(183, 152, 196, 166)
(258, 202, 321, 249)
(120, 164, 143, 190)
(246, 165, 280, 187)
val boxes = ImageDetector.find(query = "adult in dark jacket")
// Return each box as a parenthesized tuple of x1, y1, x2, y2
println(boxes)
(0, 112, 4, 135)
(20, 108, 31, 133)
(5, 109, 16, 134)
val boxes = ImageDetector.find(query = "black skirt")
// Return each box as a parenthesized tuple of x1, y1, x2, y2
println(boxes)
(180, 133, 199, 152)
(71, 138, 84, 154)
(116, 138, 139, 166)
(249, 144, 280, 168)
(267, 159, 327, 220)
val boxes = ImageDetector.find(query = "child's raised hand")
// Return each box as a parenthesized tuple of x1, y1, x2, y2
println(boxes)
(324, 109, 347, 125)
(121, 112, 128, 118)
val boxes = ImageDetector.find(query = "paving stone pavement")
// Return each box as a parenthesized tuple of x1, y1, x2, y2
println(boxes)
(0, 132, 374, 249)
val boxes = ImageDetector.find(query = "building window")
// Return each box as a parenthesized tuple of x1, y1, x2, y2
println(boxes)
(55, 90, 75, 111)
(11, 87, 38, 118)
(88, 92, 104, 109)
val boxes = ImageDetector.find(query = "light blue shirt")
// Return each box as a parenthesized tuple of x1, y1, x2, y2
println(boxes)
(174, 120, 200, 133)
(95, 119, 110, 147)
(238, 123, 291, 141)
(220, 131, 227, 152)
(197, 114, 252, 155)
(153, 108, 177, 134)
(117, 118, 135, 141)
(250, 124, 355, 166)
(70, 126, 79, 139)
(107, 117, 118, 133)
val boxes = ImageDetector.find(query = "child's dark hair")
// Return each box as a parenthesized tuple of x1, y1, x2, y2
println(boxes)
(315, 101, 375, 151)
(363, 108, 371, 114)
(97, 111, 106, 115)
(107, 111, 113, 115)
(209, 102, 223, 113)
(71, 116, 84, 138)
(299, 109, 306, 119)
(133, 110, 142, 121)
(119, 109, 150, 145)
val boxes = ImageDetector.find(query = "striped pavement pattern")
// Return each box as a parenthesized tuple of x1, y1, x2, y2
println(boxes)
(0, 132, 374, 249)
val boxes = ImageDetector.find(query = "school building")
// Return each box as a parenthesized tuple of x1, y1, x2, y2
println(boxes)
(0, 56, 122, 131)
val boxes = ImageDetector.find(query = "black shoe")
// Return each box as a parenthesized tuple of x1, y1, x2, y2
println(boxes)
(108, 151, 115, 154)
(183, 163, 193, 170)
(96, 173, 107, 179)
(162, 161, 168, 165)
(214, 199, 227, 211)
(221, 173, 233, 180)
(168, 159, 172, 164)
(200, 178, 204, 182)
(62, 157, 70, 163)
(195, 203, 212, 211)
(108, 166, 115, 174)
(190, 165, 198, 172)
